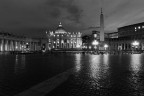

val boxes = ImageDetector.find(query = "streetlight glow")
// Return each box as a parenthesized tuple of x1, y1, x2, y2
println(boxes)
(92, 40, 99, 45)
(104, 44, 108, 48)
(132, 41, 139, 46)
(76, 45, 81, 48)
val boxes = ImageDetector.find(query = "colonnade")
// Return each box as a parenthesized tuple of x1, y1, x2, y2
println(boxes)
(109, 41, 144, 51)
(0, 38, 39, 52)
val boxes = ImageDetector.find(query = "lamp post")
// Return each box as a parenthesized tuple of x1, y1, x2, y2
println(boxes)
(132, 41, 139, 53)
(92, 40, 99, 52)
(104, 44, 108, 53)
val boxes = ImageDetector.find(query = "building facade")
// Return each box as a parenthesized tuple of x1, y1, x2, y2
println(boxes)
(108, 22, 144, 51)
(0, 32, 41, 52)
(118, 22, 144, 39)
(46, 22, 82, 50)
(107, 32, 118, 38)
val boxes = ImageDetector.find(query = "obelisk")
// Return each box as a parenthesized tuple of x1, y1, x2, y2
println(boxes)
(100, 8, 104, 41)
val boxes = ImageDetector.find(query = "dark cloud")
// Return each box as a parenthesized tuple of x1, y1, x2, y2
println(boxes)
(0, 0, 144, 37)
(49, 8, 61, 18)
(45, 0, 83, 23)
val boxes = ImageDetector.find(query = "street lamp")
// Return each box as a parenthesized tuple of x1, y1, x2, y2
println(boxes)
(92, 40, 99, 46)
(104, 44, 109, 54)
(132, 41, 139, 52)
(132, 41, 139, 47)
(104, 44, 108, 49)
(92, 40, 99, 52)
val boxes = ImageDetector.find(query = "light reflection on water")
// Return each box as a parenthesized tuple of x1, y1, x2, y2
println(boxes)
(130, 54, 141, 73)
(75, 54, 81, 72)
(14, 55, 26, 74)
(73, 54, 144, 96)
(88, 54, 110, 89)
(1, 53, 144, 96)
(89, 55, 100, 79)
(129, 54, 143, 95)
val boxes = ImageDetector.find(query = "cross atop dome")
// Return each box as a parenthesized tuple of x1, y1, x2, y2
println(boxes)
(101, 8, 103, 14)
(59, 22, 62, 27)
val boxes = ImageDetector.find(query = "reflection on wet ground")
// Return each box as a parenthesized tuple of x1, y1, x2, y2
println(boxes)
(48, 54, 144, 96)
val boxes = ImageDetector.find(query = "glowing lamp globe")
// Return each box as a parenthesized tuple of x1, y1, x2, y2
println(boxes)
(92, 40, 99, 45)
(132, 41, 139, 46)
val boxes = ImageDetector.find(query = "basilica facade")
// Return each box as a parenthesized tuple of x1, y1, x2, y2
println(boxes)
(46, 22, 82, 50)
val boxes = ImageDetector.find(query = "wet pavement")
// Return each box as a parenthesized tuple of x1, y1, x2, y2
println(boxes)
(0, 54, 75, 96)
(47, 54, 144, 96)
(1, 53, 144, 96)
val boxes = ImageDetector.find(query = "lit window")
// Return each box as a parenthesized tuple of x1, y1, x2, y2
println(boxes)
(54, 35, 55, 37)
(135, 29, 137, 31)
(142, 26, 144, 28)
(54, 41, 55, 43)
(62, 35, 63, 37)
(94, 34, 97, 38)
(71, 35, 72, 37)
(57, 35, 59, 37)
(138, 26, 141, 29)
(135, 27, 137, 30)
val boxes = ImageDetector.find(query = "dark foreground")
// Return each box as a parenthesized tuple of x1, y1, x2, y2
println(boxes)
(1, 53, 144, 96)
(0, 53, 74, 96)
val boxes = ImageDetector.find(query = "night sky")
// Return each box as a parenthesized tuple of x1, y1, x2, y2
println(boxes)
(0, 0, 144, 37)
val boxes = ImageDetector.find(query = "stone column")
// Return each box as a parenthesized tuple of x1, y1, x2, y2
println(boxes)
(2, 39, 4, 51)
(18, 41, 20, 51)
(13, 41, 16, 51)
(5, 40, 8, 51)
(9, 40, 12, 51)
(15, 41, 18, 51)
(12, 41, 14, 51)
(9, 40, 11, 51)
(7, 40, 10, 51)
(123, 43, 125, 50)
(0, 39, 1, 51)
(20, 41, 22, 51)
(66, 42, 68, 49)
(142, 43, 144, 50)
(33, 42, 35, 51)
(30, 42, 32, 51)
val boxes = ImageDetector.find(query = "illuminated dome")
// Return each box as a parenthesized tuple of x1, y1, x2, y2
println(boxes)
(55, 22, 67, 34)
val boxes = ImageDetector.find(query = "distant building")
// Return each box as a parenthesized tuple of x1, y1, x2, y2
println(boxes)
(107, 32, 118, 38)
(118, 22, 144, 39)
(46, 22, 82, 50)
(82, 31, 103, 50)
(107, 22, 144, 51)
